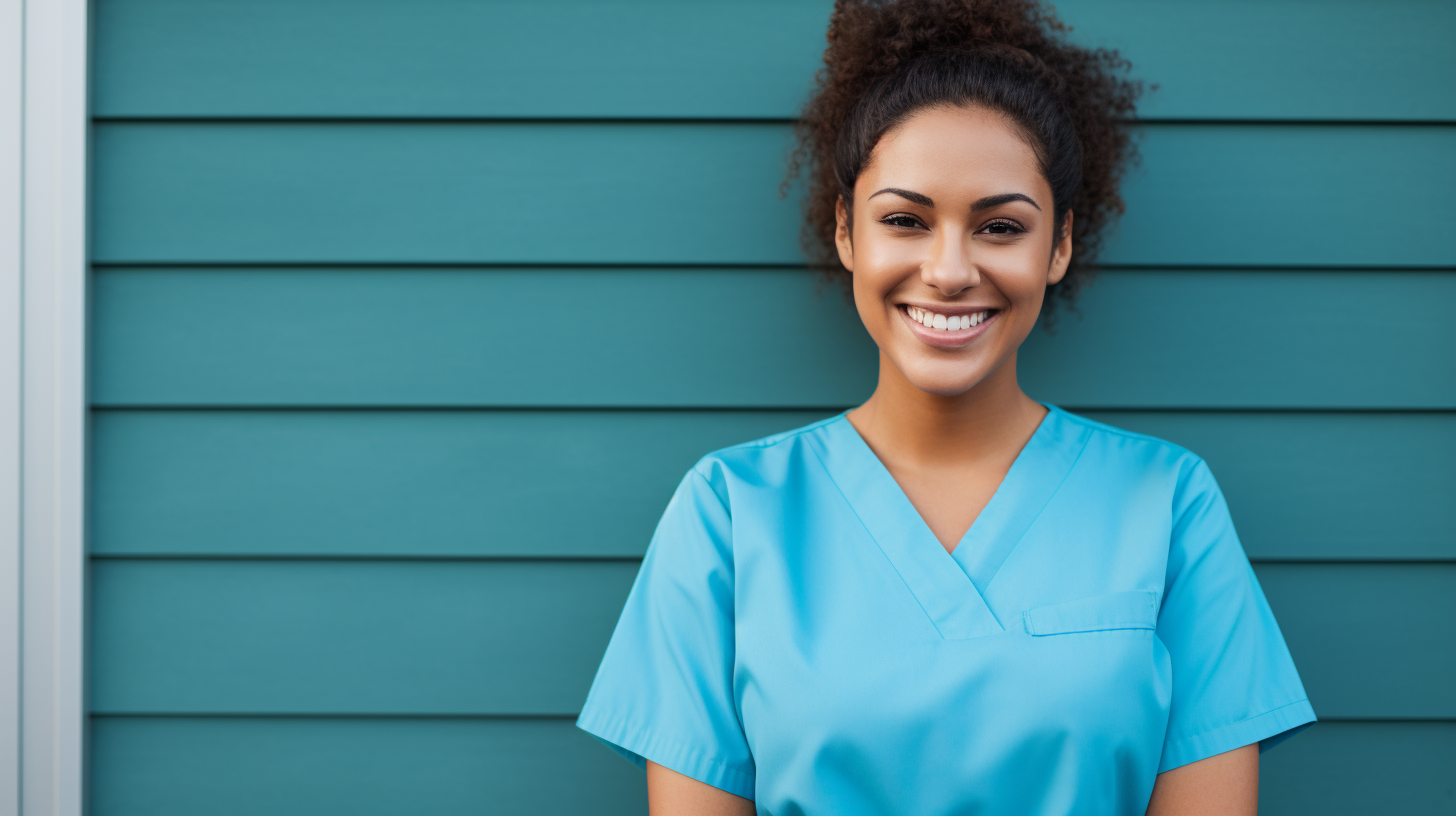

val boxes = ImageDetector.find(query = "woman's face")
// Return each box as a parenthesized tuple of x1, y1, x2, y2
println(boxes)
(836, 104, 1072, 397)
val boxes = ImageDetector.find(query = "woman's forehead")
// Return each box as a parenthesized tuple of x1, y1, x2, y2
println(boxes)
(859, 106, 1049, 204)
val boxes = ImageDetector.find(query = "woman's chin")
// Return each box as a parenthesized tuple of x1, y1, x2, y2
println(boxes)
(912, 380, 982, 398)
(895, 361, 992, 398)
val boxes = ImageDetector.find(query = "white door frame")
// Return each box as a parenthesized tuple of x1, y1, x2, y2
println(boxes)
(2, 0, 89, 813)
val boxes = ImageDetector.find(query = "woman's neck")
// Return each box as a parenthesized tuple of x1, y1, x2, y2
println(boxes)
(847, 349, 1047, 467)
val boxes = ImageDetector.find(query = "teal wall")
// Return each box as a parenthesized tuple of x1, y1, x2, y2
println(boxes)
(87, 1, 1456, 813)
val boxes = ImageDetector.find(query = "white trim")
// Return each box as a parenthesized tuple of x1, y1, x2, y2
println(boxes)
(1, 0, 24, 810)
(5, 0, 89, 813)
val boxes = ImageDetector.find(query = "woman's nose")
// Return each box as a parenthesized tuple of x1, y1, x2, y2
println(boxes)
(921, 229, 980, 295)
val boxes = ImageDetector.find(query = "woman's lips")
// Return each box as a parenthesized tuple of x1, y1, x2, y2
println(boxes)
(898, 304, 999, 347)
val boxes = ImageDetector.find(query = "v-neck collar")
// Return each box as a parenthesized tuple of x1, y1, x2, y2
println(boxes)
(806, 402, 1092, 640)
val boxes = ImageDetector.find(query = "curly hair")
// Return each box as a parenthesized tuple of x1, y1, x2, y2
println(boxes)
(789, 0, 1145, 325)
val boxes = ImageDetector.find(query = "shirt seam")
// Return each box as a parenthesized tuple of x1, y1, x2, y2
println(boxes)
(686, 466, 733, 521)
(1163, 697, 1313, 760)
(698, 411, 850, 457)
(690, 413, 850, 515)
(576, 709, 757, 790)
(1050, 404, 1202, 458)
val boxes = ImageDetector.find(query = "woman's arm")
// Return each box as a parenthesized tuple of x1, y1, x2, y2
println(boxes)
(1145, 743, 1258, 816)
(647, 760, 755, 816)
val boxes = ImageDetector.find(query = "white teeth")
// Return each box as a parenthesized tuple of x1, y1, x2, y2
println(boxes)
(907, 307, 994, 331)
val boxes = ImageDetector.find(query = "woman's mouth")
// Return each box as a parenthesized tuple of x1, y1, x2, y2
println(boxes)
(898, 304, 999, 346)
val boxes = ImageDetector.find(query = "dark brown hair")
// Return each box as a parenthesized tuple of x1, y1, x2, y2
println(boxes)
(790, 0, 1145, 324)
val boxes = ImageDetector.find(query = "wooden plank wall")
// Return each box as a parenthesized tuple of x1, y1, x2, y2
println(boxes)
(88, 1, 1456, 813)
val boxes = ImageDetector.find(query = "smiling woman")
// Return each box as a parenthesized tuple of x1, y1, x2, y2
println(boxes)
(839, 104, 1070, 400)
(575, 1, 1315, 815)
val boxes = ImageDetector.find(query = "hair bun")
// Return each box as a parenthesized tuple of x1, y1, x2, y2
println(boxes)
(823, 0, 1070, 104)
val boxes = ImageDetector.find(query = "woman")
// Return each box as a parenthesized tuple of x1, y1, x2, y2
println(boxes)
(577, 1, 1315, 813)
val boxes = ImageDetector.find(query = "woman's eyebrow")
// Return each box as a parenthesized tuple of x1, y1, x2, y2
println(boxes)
(972, 192, 1041, 212)
(868, 187, 934, 207)
(868, 188, 1042, 212)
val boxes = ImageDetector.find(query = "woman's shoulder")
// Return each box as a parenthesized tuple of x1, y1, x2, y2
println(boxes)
(684, 412, 847, 489)
(1047, 404, 1210, 485)
(1048, 407, 1234, 534)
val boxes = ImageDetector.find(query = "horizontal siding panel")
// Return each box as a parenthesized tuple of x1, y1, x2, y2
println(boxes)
(92, 0, 1456, 121)
(92, 0, 834, 120)
(91, 123, 1456, 267)
(90, 268, 877, 407)
(1258, 563, 1456, 721)
(88, 717, 1456, 816)
(90, 560, 637, 716)
(90, 410, 830, 558)
(90, 716, 645, 816)
(1258, 721, 1456, 816)
(91, 410, 1456, 560)
(91, 268, 1456, 408)
(90, 560, 1456, 718)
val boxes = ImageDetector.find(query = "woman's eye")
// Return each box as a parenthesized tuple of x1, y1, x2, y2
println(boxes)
(981, 220, 1025, 235)
(880, 214, 925, 229)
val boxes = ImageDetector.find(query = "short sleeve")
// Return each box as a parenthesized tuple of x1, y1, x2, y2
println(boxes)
(1155, 458, 1317, 773)
(575, 466, 755, 799)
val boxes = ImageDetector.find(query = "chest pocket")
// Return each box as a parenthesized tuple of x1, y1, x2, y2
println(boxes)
(1022, 590, 1160, 636)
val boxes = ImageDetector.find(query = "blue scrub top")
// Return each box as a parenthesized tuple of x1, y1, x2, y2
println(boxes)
(577, 403, 1315, 815)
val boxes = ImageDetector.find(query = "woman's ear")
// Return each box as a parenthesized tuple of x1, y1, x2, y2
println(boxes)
(834, 196, 855, 272)
(1047, 210, 1073, 285)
